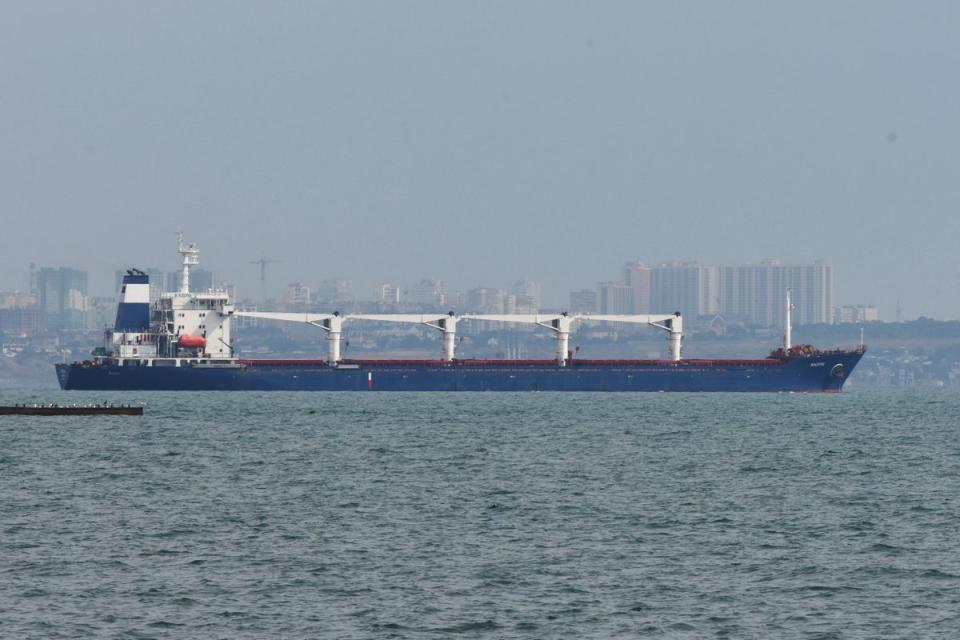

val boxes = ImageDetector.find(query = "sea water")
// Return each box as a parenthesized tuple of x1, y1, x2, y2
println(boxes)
(2, 389, 958, 638)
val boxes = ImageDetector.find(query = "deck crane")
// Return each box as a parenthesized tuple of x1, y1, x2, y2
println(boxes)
(466, 313, 683, 364)
(232, 311, 684, 365)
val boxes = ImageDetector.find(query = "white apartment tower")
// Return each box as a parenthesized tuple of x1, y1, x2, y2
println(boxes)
(718, 260, 833, 326)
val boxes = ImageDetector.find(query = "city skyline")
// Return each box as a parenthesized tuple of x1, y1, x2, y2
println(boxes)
(3, 254, 881, 326)
(0, 237, 937, 320)
(0, 253, 897, 322)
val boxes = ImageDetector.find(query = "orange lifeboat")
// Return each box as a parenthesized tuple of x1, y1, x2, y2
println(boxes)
(178, 335, 206, 349)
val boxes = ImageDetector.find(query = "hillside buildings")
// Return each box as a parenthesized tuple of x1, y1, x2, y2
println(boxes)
(835, 304, 879, 324)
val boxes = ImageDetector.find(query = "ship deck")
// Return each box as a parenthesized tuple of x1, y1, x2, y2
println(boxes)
(238, 358, 785, 367)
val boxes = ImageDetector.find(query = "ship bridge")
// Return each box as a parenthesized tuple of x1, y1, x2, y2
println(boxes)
(106, 233, 235, 362)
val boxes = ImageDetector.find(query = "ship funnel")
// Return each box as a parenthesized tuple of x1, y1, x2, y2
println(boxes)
(114, 270, 151, 332)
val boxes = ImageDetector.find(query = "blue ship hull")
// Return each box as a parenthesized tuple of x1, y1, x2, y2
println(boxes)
(56, 351, 863, 392)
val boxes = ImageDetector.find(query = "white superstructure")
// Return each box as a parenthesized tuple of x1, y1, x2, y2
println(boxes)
(157, 234, 234, 359)
(157, 290, 234, 358)
(100, 235, 234, 365)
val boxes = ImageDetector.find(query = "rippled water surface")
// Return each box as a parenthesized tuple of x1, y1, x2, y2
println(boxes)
(2, 389, 959, 639)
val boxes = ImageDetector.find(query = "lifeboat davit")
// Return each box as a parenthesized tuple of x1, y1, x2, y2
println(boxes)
(178, 335, 206, 349)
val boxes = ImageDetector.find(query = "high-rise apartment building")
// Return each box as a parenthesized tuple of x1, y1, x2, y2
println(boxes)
(284, 283, 313, 307)
(315, 279, 353, 305)
(718, 260, 833, 326)
(569, 289, 598, 314)
(410, 279, 445, 309)
(606, 259, 833, 326)
(649, 262, 718, 318)
(616, 261, 718, 317)
(598, 281, 633, 314)
(623, 262, 651, 313)
(513, 280, 542, 311)
(375, 284, 401, 305)
(37, 267, 88, 331)
(466, 287, 504, 313)
(87, 296, 119, 331)
(0, 307, 43, 335)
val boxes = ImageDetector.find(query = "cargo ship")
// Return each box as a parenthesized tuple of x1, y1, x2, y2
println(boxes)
(56, 236, 864, 392)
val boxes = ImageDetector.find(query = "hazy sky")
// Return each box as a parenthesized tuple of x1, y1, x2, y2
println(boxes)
(1, 2, 958, 318)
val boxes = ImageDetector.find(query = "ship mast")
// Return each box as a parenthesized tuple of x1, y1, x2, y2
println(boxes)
(177, 231, 200, 294)
(784, 288, 794, 351)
